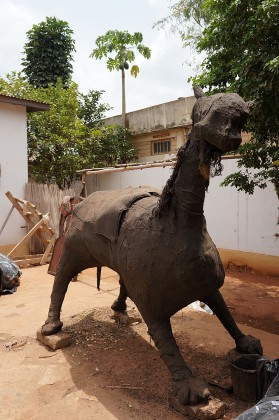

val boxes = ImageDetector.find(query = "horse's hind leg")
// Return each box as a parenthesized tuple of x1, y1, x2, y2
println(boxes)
(111, 277, 128, 311)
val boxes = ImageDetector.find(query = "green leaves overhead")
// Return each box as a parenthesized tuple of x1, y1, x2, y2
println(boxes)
(157, 0, 279, 198)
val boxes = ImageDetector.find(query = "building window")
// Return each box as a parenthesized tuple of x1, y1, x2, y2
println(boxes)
(153, 140, 171, 155)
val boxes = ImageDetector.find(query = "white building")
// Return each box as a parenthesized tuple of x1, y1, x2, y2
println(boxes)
(0, 95, 49, 255)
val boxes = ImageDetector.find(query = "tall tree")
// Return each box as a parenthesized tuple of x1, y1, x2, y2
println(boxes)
(157, 0, 279, 198)
(22, 16, 75, 88)
(90, 30, 151, 127)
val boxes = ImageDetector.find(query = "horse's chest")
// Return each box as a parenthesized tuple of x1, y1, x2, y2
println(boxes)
(117, 206, 212, 278)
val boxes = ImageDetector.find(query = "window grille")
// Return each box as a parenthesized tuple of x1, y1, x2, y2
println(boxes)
(153, 140, 171, 154)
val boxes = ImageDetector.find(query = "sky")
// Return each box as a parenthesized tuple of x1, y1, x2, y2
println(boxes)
(0, 0, 196, 117)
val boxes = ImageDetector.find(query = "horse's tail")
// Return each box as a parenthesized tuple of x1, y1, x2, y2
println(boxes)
(97, 266, 102, 290)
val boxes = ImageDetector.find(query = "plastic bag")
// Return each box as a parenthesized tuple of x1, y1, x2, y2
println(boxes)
(235, 365, 279, 419)
(0, 253, 21, 294)
(235, 394, 279, 419)
(257, 358, 279, 400)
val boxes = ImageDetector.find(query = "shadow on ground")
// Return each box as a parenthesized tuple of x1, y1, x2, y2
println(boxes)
(54, 307, 254, 419)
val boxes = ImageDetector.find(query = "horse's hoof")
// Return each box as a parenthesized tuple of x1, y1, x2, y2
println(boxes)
(236, 335, 263, 355)
(41, 320, 63, 336)
(173, 377, 210, 406)
(111, 299, 127, 312)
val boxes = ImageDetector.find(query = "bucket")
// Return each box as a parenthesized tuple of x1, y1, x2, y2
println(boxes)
(229, 354, 260, 402)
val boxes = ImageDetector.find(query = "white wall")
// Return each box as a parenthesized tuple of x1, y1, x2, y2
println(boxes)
(86, 159, 278, 257)
(0, 103, 28, 246)
(86, 166, 172, 194)
(204, 160, 278, 256)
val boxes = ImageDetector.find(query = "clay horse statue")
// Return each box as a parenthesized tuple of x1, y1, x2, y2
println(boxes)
(42, 86, 262, 408)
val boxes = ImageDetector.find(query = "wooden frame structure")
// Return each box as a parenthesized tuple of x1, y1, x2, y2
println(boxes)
(4, 191, 56, 267)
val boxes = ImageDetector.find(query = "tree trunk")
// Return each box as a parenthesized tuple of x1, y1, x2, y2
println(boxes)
(121, 68, 127, 128)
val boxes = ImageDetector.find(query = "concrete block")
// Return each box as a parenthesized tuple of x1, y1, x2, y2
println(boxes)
(36, 330, 71, 350)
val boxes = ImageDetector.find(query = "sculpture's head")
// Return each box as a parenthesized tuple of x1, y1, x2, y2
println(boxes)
(192, 86, 251, 153)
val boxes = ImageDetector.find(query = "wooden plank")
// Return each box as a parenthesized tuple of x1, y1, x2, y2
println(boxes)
(13, 254, 44, 260)
(13, 255, 51, 267)
(0, 205, 14, 236)
(5, 191, 50, 246)
(5, 191, 54, 246)
(24, 202, 53, 237)
(40, 235, 56, 265)
(85, 161, 174, 176)
(8, 217, 46, 257)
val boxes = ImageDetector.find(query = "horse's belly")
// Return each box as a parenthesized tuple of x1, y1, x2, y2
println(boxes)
(116, 204, 224, 319)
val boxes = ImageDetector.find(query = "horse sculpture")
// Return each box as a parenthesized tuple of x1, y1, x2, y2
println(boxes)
(41, 86, 262, 409)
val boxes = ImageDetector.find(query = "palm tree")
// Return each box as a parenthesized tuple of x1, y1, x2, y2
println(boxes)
(90, 30, 151, 127)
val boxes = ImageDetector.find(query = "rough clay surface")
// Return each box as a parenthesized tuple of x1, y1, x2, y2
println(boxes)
(0, 265, 278, 419)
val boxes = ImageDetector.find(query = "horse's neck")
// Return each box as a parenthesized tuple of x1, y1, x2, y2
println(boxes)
(173, 139, 206, 217)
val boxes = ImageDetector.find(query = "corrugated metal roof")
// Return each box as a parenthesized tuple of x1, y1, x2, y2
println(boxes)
(0, 94, 50, 112)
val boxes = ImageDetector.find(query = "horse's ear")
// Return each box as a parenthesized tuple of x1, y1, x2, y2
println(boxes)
(193, 85, 205, 99)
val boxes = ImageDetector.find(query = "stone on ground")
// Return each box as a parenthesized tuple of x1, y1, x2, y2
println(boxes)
(36, 330, 71, 350)
(169, 395, 225, 419)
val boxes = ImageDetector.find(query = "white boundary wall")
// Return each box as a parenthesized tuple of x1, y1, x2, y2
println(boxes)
(0, 103, 28, 246)
(85, 159, 278, 257)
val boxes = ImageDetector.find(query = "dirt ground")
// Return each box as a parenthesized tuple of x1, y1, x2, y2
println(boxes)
(0, 265, 278, 420)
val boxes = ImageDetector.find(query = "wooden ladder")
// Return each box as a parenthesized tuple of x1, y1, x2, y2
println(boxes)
(5, 191, 56, 267)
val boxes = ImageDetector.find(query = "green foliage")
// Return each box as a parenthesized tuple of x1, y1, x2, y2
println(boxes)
(22, 16, 75, 88)
(26, 80, 85, 187)
(78, 90, 111, 129)
(154, 0, 209, 48)
(221, 143, 279, 196)
(89, 125, 137, 167)
(0, 71, 34, 97)
(157, 0, 279, 198)
(91, 30, 151, 74)
(0, 73, 136, 187)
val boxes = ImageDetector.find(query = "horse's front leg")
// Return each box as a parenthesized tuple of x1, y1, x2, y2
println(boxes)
(41, 261, 76, 335)
(41, 235, 93, 336)
(203, 290, 263, 355)
(147, 318, 210, 405)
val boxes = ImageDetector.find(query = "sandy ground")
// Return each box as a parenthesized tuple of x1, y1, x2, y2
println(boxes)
(0, 265, 278, 419)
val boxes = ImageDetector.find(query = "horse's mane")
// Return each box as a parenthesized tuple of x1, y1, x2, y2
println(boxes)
(152, 135, 191, 218)
(153, 133, 223, 218)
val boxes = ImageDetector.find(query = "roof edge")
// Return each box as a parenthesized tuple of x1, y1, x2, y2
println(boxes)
(0, 94, 50, 112)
